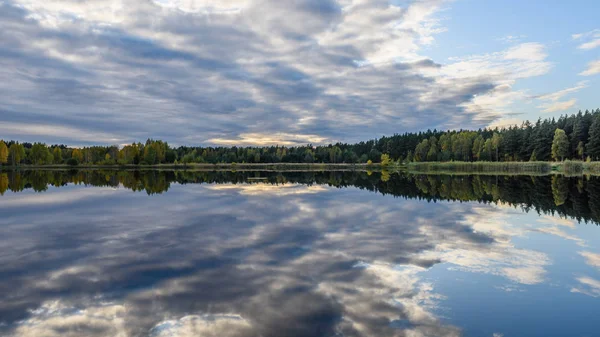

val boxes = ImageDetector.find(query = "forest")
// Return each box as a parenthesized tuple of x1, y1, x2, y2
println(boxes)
(1, 108, 600, 166)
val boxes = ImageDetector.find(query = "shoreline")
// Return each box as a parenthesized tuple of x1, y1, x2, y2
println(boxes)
(0, 162, 397, 172)
(407, 161, 600, 176)
(2, 161, 600, 176)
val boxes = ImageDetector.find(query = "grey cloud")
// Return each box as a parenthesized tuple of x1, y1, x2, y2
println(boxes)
(0, 0, 505, 146)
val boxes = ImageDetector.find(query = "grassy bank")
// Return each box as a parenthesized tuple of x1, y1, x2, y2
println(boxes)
(407, 161, 600, 175)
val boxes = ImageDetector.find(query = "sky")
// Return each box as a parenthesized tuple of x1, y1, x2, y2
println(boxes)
(0, 0, 599, 147)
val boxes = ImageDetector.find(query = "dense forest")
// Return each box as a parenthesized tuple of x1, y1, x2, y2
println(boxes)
(1, 109, 600, 166)
(2, 170, 599, 226)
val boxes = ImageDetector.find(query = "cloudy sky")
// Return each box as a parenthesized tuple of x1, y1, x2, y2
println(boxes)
(1, 0, 599, 147)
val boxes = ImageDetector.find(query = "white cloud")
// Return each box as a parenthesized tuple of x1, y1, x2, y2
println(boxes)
(538, 99, 577, 113)
(571, 276, 600, 297)
(579, 251, 600, 269)
(580, 59, 600, 76)
(504, 42, 548, 61)
(534, 81, 587, 113)
(573, 29, 600, 50)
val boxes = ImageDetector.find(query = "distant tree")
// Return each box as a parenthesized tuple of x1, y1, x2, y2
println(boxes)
(72, 148, 84, 162)
(0, 140, 8, 165)
(144, 145, 157, 165)
(53, 147, 63, 164)
(491, 133, 502, 162)
(587, 114, 600, 160)
(30, 143, 50, 165)
(552, 129, 569, 161)
(577, 141, 585, 161)
(8, 143, 25, 166)
(414, 139, 430, 162)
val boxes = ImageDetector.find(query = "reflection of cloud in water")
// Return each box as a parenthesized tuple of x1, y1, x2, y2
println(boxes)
(537, 215, 577, 229)
(0, 182, 586, 336)
(571, 277, 600, 298)
(150, 314, 253, 337)
(204, 183, 329, 196)
(419, 205, 550, 285)
(580, 251, 600, 269)
(11, 301, 127, 337)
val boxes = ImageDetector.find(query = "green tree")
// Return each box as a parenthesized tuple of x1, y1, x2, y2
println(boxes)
(414, 139, 430, 162)
(53, 147, 63, 164)
(0, 140, 8, 165)
(587, 114, 600, 160)
(144, 145, 157, 164)
(30, 143, 50, 165)
(552, 129, 569, 161)
(491, 133, 502, 162)
(577, 141, 585, 161)
(8, 144, 25, 166)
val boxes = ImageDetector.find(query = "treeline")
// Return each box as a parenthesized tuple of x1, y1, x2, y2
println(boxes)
(2, 170, 600, 225)
(1, 109, 600, 166)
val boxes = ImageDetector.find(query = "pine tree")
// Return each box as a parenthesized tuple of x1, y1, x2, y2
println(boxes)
(587, 114, 600, 160)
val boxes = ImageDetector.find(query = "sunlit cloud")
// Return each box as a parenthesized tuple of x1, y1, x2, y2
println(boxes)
(204, 183, 329, 196)
(572, 29, 600, 50)
(579, 59, 600, 76)
(207, 133, 329, 146)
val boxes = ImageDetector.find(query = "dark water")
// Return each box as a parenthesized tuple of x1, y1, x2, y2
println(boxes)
(1, 170, 599, 337)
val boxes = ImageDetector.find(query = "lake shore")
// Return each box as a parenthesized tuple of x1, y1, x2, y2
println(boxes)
(407, 161, 600, 176)
(3, 161, 600, 176)
(0, 162, 396, 172)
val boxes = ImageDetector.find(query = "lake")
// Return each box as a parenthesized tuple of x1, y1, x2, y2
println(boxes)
(1, 170, 599, 337)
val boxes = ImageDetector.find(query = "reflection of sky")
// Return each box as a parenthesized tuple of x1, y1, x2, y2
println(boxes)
(1, 183, 599, 337)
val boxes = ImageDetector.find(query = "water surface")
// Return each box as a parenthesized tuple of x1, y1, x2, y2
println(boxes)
(1, 170, 599, 337)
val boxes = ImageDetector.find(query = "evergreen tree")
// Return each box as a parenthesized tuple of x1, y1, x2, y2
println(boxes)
(587, 114, 600, 160)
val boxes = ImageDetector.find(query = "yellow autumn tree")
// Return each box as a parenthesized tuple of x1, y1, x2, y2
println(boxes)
(72, 148, 84, 162)
(0, 140, 8, 165)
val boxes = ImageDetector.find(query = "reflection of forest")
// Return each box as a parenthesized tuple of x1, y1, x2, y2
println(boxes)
(2, 169, 600, 225)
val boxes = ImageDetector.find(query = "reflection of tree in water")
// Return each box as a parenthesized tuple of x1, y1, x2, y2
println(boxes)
(3, 169, 600, 225)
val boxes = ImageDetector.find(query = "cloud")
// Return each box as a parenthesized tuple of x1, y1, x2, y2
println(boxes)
(571, 276, 600, 297)
(498, 35, 527, 44)
(538, 99, 577, 113)
(207, 133, 328, 146)
(580, 59, 600, 76)
(0, 0, 556, 146)
(579, 251, 600, 269)
(439, 43, 552, 127)
(572, 29, 600, 50)
(533, 81, 587, 113)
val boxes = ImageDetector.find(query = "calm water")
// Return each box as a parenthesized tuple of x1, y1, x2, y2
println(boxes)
(1, 170, 599, 337)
